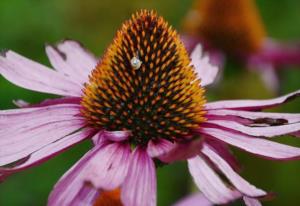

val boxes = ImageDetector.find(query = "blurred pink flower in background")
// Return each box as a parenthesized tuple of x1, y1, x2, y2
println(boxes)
(0, 10, 300, 206)
(181, 0, 300, 91)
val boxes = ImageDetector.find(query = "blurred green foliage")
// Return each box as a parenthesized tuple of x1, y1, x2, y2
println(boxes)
(0, 0, 299, 205)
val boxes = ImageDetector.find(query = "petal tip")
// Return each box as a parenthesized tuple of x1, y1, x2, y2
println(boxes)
(47, 44, 67, 60)
(59, 38, 86, 49)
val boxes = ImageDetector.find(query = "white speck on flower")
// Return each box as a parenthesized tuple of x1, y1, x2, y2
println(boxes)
(130, 56, 142, 70)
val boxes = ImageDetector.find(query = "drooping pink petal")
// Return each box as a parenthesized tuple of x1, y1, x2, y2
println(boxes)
(121, 148, 156, 206)
(91, 131, 106, 145)
(158, 138, 202, 163)
(101, 130, 131, 142)
(48, 142, 130, 206)
(205, 138, 240, 172)
(0, 104, 84, 166)
(46, 40, 98, 85)
(188, 155, 240, 204)
(207, 109, 300, 124)
(172, 193, 213, 206)
(0, 128, 93, 174)
(202, 144, 266, 197)
(32, 97, 81, 107)
(48, 148, 97, 206)
(0, 104, 81, 127)
(205, 119, 300, 137)
(84, 143, 131, 190)
(69, 184, 100, 206)
(190, 44, 219, 87)
(147, 139, 175, 157)
(200, 127, 300, 160)
(0, 51, 82, 96)
(0, 119, 84, 166)
(243, 197, 262, 206)
(205, 89, 300, 110)
(0, 108, 82, 140)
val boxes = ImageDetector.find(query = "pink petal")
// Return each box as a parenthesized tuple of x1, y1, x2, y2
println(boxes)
(69, 184, 99, 206)
(173, 193, 213, 206)
(200, 127, 300, 160)
(84, 143, 131, 190)
(205, 138, 240, 172)
(0, 104, 84, 166)
(202, 144, 266, 197)
(121, 148, 156, 206)
(48, 142, 130, 206)
(0, 107, 82, 139)
(0, 50, 82, 96)
(207, 109, 300, 124)
(0, 104, 81, 127)
(158, 138, 202, 163)
(190, 44, 219, 87)
(46, 40, 98, 85)
(205, 89, 300, 110)
(0, 128, 92, 174)
(91, 131, 106, 145)
(0, 119, 84, 166)
(48, 150, 97, 206)
(188, 155, 240, 204)
(205, 119, 300, 137)
(243, 197, 262, 206)
(31, 97, 81, 107)
(147, 139, 175, 157)
(101, 130, 131, 142)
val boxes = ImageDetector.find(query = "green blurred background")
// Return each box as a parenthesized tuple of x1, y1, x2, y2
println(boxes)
(0, 0, 300, 205)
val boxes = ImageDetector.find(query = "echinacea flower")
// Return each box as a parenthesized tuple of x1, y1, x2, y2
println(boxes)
(1, 9, 300, 206)
(181, 0, 300, 91)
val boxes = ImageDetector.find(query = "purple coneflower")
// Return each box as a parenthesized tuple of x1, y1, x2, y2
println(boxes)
(1, 10, 300, 206)
(181, 0, 300, 91)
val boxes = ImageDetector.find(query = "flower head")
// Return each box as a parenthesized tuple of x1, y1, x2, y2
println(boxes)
(0, 9, 300, 206)
(81, 10, 206, 146)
